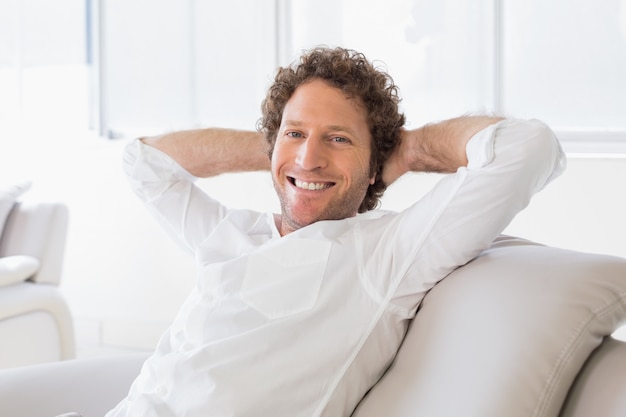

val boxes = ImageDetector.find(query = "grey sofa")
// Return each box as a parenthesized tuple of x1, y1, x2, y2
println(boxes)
(0, 236, 624, 417)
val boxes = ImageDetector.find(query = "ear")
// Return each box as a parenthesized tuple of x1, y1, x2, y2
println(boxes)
(369, 162, 379, 185)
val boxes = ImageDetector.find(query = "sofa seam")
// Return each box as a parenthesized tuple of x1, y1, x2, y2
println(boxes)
(532, 290, 626, 417)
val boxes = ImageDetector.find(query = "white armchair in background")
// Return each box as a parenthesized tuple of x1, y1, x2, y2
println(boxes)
(0, 200, 75, 369)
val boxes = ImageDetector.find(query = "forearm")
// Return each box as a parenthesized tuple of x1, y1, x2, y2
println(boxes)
(389, 116, 504, 182)
(142, 128, 270, 177)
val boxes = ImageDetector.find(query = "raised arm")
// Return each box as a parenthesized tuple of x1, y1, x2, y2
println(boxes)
(383, 115, 504, 184)
(142, 127, 270, 177)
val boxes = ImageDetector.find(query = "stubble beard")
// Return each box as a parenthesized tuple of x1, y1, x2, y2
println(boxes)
(272, 172, 371, 234)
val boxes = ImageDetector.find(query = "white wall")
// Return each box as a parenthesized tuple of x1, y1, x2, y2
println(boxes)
(2, 115, 625, 353)
(505, 155, 626, 257)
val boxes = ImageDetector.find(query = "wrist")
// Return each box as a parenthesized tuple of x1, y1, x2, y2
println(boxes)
(381, 129, 416, 185)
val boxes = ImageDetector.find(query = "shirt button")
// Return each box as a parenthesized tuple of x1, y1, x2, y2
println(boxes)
(201, 293, 214, 304)
(155, 385, 168, 397)
(181, 342, 194, 352)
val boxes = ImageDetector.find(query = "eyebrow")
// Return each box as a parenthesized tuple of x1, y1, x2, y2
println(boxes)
(283, 120, 359, 137)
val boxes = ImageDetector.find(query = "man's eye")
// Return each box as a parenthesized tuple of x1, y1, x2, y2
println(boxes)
(287, 131, 302, 138)
(332, 136, 349, 143)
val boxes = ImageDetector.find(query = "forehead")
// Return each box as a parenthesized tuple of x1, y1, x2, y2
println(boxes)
(282, 80, 370, 135)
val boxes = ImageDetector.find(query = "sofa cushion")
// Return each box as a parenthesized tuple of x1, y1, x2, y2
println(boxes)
(0, 181, 31, 238)
(0, 255, 40, 287)
(353, 236, 626, 417)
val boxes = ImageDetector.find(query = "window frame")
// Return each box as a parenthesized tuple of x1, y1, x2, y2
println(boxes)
(491, 0, 626, 155)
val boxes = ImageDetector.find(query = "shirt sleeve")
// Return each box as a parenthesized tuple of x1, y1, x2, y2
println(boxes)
(386, 118, 566, 306)
(122, 139, 229, 255)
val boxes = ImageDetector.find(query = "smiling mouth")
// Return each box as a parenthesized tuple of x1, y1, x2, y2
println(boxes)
(289, 177, 335, 191)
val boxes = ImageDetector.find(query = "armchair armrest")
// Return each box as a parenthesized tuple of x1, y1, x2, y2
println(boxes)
(0, 255, 40, 287)
(0, 201, 69, 285)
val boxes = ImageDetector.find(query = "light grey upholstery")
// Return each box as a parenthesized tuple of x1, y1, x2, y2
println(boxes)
(0, 353, 148, 417)
(354, 236, 626, 417)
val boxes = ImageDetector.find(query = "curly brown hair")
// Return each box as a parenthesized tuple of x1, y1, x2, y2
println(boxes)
(258, 46, 406, 213)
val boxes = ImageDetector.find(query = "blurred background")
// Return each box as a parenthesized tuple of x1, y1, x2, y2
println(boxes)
(1, 0, 625, 355)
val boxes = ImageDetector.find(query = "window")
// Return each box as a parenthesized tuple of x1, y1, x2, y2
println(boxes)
(5, 0, 622, 155)
(0, 0, 89, 131)
(502, 0, 626, 131)
(99, 0, 276, 138)
(282, 0, 626, 153)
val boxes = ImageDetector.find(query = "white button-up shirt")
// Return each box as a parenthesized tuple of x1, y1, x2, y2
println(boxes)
(106, 119, 565, 417)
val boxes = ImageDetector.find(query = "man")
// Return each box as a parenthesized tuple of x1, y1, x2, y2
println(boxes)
(106, 47, 565, 416)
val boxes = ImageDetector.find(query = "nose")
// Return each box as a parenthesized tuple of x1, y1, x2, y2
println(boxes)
(295, 137, 328, 171)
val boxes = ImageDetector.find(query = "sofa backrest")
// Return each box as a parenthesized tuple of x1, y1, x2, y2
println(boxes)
(353, 236, 626, 417)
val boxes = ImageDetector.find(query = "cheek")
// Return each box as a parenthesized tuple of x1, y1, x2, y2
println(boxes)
(271, 138, 287, 160)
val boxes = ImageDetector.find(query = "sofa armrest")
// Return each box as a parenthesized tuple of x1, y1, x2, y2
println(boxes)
(0, 201, 69, 285)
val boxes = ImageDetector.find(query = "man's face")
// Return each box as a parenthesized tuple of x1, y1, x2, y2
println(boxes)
(271, 79, 375, 235)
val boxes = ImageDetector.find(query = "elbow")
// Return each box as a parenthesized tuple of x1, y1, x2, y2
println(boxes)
(514, 119, 567, 191)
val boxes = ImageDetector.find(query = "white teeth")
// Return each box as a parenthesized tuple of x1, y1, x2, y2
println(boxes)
(294, 179, 331, 190)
